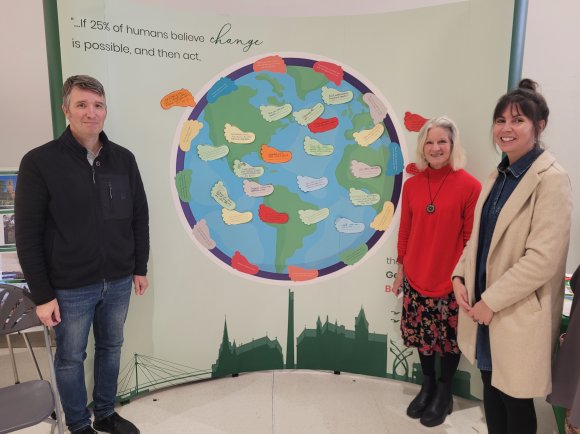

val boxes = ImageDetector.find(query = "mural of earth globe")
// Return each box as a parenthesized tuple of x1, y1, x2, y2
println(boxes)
(172, 53, 405, 283)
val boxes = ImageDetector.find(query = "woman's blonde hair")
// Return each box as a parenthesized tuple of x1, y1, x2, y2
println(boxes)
(415, 115, 466, 171)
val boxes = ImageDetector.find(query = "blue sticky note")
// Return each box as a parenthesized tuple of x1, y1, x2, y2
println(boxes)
(387, 142, 404, 176)
(207, 77, 238, 104)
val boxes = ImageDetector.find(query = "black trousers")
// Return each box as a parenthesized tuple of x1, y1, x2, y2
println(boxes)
(480, 370, 537, 434)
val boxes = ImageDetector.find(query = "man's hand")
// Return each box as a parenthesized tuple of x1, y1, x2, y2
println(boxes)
(36, 299, 61, 327)
(452, 277, 471, 313)
(133, 275, 148, 295)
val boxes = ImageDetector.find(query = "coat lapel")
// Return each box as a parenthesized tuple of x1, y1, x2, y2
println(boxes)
(488, 152, 555, 255)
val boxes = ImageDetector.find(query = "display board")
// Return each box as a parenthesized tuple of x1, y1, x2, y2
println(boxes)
(46, 0, 513, 401)
(0, 170, 21, 282)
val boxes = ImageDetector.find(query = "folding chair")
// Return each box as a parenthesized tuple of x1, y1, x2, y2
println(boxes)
(0, 283, 65, 434)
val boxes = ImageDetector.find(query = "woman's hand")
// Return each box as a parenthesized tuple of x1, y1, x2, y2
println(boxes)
(452, 277, 471, 313)
(469, 299, 494, 325)
(391, 264, 404, 296)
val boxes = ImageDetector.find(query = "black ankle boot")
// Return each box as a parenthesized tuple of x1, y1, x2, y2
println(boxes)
(406, 374, 436, 419)
(420, 380, 453, 427)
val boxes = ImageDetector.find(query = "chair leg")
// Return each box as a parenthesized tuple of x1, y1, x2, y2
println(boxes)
(43, 326, 65, 434)
(22, 331, 44, 379)
(6, 334, 20, 384)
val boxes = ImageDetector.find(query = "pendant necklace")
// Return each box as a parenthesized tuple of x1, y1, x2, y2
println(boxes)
(426, 167, 452, 214)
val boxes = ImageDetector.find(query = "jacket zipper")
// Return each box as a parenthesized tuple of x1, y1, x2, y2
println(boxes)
(90, 159, 106, 280)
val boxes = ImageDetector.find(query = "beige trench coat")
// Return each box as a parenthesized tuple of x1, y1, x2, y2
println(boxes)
(453, 151, 572, 398)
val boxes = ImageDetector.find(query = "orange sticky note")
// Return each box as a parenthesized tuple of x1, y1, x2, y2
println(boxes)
(160, 88, 196, 110)
(253, 55, 286, 73)
(260, 144, 292, 164)
(288, 265, 319, 282)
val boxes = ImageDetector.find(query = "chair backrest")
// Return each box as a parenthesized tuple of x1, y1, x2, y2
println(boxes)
(0, 283, 65, 434)
(0, 284, 42, 336)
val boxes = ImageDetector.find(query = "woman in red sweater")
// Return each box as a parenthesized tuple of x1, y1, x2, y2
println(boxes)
(392, 116, 481, 427)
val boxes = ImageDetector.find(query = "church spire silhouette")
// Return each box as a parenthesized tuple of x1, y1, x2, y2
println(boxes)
(286, 290, 295, 368)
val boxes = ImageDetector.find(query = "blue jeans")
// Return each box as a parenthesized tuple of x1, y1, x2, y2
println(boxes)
(53, 276, 132, 432)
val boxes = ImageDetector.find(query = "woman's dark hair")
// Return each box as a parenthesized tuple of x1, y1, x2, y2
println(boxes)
(493, 79, 549, 146)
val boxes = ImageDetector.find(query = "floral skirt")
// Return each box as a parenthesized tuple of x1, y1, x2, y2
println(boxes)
(400, 277, 460, 355)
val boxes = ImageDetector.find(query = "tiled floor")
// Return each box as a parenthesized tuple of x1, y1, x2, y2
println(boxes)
(1, 347, 559, 433)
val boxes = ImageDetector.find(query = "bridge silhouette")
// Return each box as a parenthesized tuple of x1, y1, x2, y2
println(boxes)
(116, 354, 211, 403)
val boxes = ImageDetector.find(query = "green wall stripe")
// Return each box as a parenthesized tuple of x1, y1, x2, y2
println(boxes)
(43, 0, 65, 138)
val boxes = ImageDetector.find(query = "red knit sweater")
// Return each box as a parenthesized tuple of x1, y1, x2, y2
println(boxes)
(397, 166, 481, 297)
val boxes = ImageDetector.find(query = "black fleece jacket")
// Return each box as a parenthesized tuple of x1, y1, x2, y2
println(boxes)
(15, 127, 149, 305)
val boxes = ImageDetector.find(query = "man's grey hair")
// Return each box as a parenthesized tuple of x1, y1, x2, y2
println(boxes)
(62, 75, 106, 108)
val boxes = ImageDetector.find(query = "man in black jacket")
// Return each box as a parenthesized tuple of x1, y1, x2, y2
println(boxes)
(15, 75, 149, 434)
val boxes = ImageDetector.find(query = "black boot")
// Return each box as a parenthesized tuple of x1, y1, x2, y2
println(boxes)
(407, 374, 436, 419)
(420, 380, 453, 427)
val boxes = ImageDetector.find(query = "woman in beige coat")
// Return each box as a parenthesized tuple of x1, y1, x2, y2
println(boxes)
(452, 79, 572, 434)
